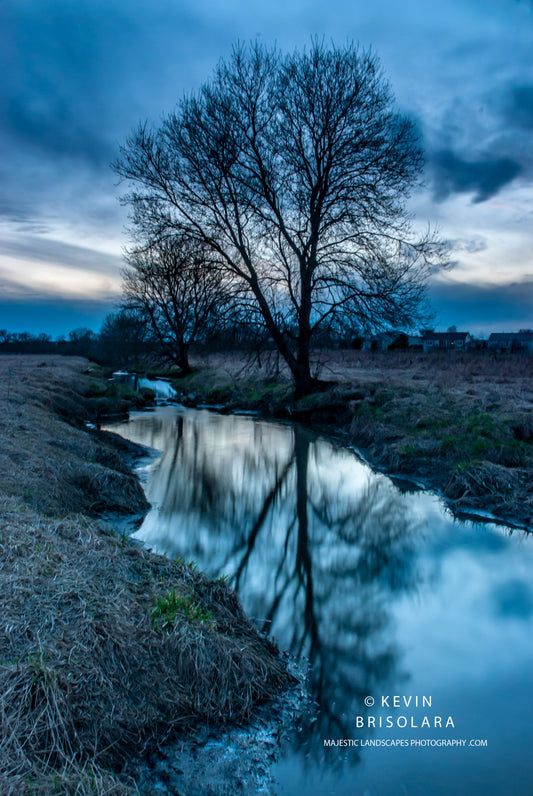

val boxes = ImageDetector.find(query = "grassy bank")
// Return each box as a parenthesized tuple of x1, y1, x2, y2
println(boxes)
(0, 356, 289, 794)
(0, 356, 151, 517)
(171, 350, 533, 529)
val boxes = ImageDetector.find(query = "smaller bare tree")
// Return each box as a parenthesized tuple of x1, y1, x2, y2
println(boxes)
(97, 307, 152, 366)
(123, 236, 231, 374)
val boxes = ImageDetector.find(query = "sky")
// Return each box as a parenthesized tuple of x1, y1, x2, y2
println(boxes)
(1, 0, 532, 337)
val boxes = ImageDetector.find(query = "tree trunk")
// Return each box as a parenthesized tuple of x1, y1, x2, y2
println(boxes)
(292, 282, 314, 398)
(292, 361, 314, 400)
(176, 342, 192, 375)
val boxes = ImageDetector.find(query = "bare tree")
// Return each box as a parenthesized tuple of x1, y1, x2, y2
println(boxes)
(115, 40, 444, 396)
(123, 236, 231, 374)
(97, 307, 152, 366)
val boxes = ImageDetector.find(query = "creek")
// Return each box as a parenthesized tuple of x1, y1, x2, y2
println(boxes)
(103, 405, 533, 796)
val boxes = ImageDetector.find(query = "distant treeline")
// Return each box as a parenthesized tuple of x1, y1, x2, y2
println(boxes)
(0, 314, 145, 367)
(0, 308, 367, 370)
(0, 311, 159, 368)
(1, 329, 97, 356)
(5, 313, 527, 372)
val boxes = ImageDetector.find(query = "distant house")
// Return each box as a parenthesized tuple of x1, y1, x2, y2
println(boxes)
(488, 331, 533, 353)
(421, 331, 471, 352)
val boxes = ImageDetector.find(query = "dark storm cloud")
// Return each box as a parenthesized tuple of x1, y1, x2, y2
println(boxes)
(0, 0, 221, 227)
(1, 0, 226, 168)
(2, 0, 532, 214)
(2, 2, 122, 171)
(502, 85, 533, 130)
(425, 70, 533, 204)
(4, 93, 113, 168)
(429, 150, 522, 204)
(429, 277, 533, 331)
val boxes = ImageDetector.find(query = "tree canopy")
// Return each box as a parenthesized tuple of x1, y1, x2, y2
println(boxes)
(123, 236, 232, 373)
(115, 40, 444, 395)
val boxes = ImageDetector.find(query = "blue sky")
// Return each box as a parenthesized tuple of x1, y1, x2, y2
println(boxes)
(1, 0, 532, 336)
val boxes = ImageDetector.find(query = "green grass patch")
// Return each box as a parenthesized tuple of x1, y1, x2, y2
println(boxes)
(400, 444, 419, 457)
(151, 589, 214, 630)
(353, 402, 385, 420)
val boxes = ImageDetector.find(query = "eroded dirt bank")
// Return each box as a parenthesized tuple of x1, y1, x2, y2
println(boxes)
(0, 356, 291, 794)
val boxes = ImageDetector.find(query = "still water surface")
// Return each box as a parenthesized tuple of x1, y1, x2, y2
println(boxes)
(105, 406, 533, 796)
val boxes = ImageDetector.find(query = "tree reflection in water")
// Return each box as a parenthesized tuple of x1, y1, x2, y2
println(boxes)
(107, 408, 423, 768)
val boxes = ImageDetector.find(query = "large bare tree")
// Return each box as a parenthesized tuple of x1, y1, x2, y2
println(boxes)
(115, 41, 444, 396)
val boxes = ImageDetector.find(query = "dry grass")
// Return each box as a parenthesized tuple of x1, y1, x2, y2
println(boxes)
(0, 356, 149, 516)
(176, 348, 533, 410)
(0, 500, 287, 793)
(332, 354, 533, 526)
(0, 356, 289, 793)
